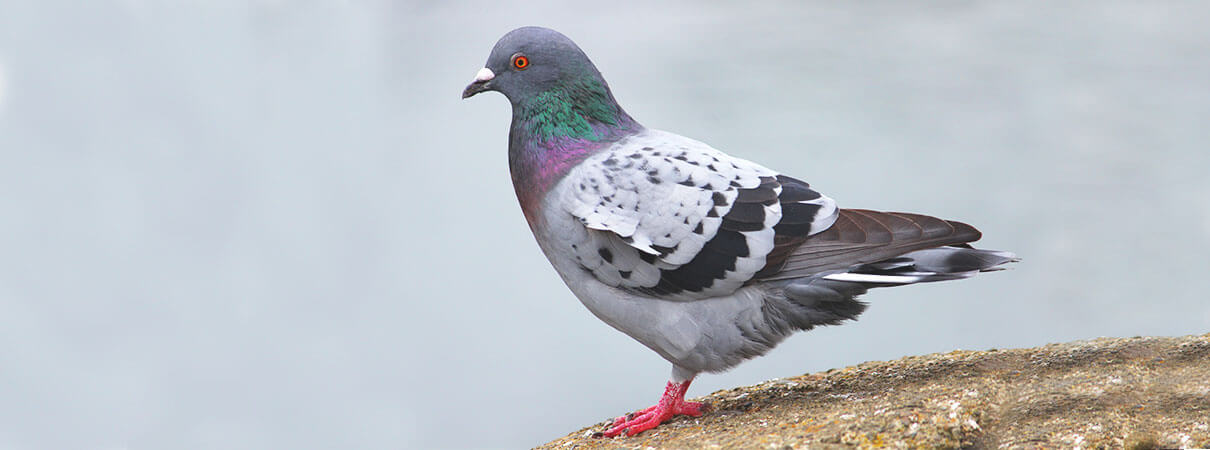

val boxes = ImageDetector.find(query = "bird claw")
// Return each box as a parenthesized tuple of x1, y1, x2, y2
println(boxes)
(600, 400, 706, 437)
(597, 379, 705, 438)
(612, 406, 653, 426)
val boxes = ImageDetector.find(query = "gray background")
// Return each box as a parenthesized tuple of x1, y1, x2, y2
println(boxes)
(2, 1, 1208, 449)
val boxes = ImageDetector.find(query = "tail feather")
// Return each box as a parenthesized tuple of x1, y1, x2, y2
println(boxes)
(758, 209, 985, 281)
(897, 247, 1019, 273)
(768, 246, 1017, 334)
(822, 246, 1019, 285)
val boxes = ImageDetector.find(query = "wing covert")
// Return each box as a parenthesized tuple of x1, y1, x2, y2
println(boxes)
(555, 130, 836, 300)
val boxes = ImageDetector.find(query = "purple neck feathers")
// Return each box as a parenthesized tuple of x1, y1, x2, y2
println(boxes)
(508, 117, 641, 226)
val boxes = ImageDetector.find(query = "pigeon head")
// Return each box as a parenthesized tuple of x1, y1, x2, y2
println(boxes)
(462, 27, 597, 101)
(462, 27, 638, 142)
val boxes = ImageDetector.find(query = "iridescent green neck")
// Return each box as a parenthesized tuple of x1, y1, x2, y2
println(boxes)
(515, 77, 635, 142)
(507, 76, 641, 226)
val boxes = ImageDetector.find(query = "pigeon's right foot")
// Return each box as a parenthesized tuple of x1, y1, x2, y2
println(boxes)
(600, 379, 706, 437)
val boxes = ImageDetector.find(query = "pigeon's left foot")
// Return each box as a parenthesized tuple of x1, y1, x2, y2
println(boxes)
(601, 379, 706, 437)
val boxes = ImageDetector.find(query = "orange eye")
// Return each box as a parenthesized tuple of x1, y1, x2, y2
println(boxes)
(511, 54, 529, 70)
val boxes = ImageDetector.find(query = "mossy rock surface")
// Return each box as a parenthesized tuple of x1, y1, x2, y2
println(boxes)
(540, 334, 1210, 449)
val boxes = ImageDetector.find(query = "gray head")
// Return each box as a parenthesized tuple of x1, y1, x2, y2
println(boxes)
(461, 27, 606, 103)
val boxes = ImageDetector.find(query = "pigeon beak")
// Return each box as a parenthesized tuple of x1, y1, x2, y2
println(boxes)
(461, 67, 495, 99)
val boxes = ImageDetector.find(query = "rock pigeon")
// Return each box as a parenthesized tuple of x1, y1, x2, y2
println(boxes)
(462, 27, 1017, 437)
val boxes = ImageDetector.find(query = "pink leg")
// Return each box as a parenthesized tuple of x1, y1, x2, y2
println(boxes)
(601, 379, 707, 437)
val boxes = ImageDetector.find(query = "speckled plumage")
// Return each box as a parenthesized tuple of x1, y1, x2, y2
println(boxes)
(556, 129, 836, 301)
(463, 26, 1017, 437)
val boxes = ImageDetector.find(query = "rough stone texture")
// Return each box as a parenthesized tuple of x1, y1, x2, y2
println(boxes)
(540, 334, 1210, 449)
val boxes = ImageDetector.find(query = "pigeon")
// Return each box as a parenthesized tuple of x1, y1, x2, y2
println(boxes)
(462, 27, 1017, 437)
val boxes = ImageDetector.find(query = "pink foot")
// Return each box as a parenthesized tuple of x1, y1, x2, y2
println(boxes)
(600, 379, 707, 437)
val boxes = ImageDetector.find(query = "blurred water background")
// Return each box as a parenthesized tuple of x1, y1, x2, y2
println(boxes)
(1, 1, 1208, 448)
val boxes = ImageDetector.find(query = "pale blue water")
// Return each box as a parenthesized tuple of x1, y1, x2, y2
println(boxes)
(1, 1, 1208, 448)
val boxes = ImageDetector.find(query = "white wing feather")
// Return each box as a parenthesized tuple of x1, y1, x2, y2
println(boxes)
(554, 129, 797, 300)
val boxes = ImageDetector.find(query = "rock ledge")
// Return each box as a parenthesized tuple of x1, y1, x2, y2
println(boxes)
(541, 334, 1210, 449)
